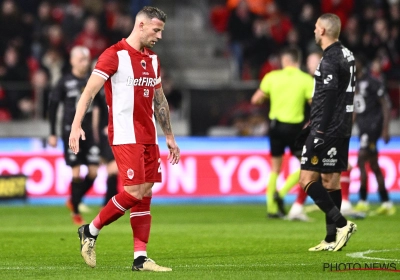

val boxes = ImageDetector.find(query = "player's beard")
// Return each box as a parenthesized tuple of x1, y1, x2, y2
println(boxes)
(315, 35, 321, 46)
(144, 39, 157, 49)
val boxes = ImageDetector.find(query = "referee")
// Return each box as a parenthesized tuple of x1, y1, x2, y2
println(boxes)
(251, 47, 313, 218)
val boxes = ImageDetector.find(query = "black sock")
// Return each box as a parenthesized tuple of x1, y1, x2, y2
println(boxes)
(104, 174, 118, 206)
(83, 224, 97, 239)
(325, 190, 342, 242)
(359, 184, 367, 201)
(305, 181, 347, 228)
(134, 255, 147, 266)
(71, 178, 83, 214)
(378, 187, 389, 202)
(79, 175, 95, 200)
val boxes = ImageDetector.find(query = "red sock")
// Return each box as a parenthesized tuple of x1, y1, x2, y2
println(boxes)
(93, 191, 140, 230)
(341, 170, 351, 201)
(130, 196, 152, 253)
(295, 187, 308, 204)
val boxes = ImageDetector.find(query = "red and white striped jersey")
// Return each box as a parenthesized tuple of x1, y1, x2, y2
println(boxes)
(92, 39, 161, 145)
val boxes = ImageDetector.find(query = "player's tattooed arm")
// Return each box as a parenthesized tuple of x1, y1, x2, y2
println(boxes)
(79, 96, 93, 125)
(154, 87, 173, 135)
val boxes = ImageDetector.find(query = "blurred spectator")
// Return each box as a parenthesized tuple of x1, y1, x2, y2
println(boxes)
(226, 0, 275, 17)
(107, 11, 134, 44)
(41, 48, 66, 87)
(340, 15, 363, 55)
(226, 0, 256, 79)
(160, 68, 183, 120)
(32, 1, 58, 60)
(61, 1, 86, 47)
(73, 16, 109, 59)
(83, 0, 105, 17)
(257, 52, 280, 81)
(321, 0, 354, 27)
(0, 0, 27, 55)
(263, 2, 293, 45)
(245, 18, 277, 80)
(31, 67, 50, 119)
(210, 0, 230, 33)
(0, 45, 34, 119)
(294, 3, 318, 57)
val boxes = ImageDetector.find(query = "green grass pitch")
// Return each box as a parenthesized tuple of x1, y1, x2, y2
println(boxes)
(0, 203, 399, 279)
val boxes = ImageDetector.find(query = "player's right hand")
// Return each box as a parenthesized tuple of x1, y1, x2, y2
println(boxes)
(382, 130, 390, 144)
(69, 126, 86, 154)
(166, 136, 180, 165)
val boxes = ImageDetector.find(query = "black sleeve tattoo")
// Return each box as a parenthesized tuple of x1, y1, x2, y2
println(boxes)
(154, 87, 173, 135)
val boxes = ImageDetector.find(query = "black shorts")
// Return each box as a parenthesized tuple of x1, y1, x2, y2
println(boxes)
(100, 133, 115, 163)
(269, 120, 303, 157)
(358, 128, 381, 155)
(62, 130, 100, 167)
(300, 135, 349, 173)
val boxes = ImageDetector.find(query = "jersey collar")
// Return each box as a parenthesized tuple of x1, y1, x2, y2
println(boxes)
(324, 41, 341, 53)
(121, 38, 151, 57)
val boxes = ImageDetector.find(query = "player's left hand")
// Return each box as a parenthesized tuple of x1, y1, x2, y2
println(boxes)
(166, 136, 180, 165)
(294, 125, 310, 149)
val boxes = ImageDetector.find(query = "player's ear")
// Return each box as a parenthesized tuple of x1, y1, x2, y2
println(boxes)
(139, 21, 144, 30)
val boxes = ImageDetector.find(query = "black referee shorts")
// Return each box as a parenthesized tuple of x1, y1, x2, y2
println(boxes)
(300, 135, 349, 173)
(269, 120, 303, 157)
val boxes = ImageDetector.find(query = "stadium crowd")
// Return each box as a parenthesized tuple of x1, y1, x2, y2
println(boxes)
(210, 0, 400, 116)
(0, 0, 399, 122)
(0, 0, 148, 120)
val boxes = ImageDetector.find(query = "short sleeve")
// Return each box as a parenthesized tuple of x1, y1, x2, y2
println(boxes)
(259, 72, 272, 97)
(319, 56, 339, 90)
(92, 47, 118, 80)
(149, 54, 162, 89)
(305, 74, 314, 100)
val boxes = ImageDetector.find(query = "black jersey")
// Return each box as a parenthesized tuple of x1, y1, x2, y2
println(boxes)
(97, 88, 109, 130)
(354, 72, 387, 131)
(309, 41, 356, 138)
(48, 72, 101, 136)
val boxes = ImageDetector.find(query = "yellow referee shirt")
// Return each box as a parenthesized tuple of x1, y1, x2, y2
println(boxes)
(260, 66, 314, 124)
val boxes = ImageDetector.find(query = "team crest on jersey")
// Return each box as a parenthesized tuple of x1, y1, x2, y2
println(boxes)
(311, 156, 318, 165)
(141, 59, 146, 69)
(127, 168, 134, 179)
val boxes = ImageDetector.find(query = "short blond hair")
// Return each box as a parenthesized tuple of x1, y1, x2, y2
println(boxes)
(319, 13, 341, 39)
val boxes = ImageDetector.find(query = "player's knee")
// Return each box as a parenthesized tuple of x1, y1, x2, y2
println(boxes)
(298, 176, 310, 189)
(369, 162, 381, 173)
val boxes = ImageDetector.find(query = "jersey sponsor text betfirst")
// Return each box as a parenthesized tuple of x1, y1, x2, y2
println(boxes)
(93, 39, 162, 145)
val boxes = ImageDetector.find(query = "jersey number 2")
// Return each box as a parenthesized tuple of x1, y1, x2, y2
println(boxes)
(346, 65, 356, 92)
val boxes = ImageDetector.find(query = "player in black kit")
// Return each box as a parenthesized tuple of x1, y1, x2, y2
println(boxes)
(297, 13, 357, 252)
(48, 46, 101, 225)
(353, 58, 395, 216)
